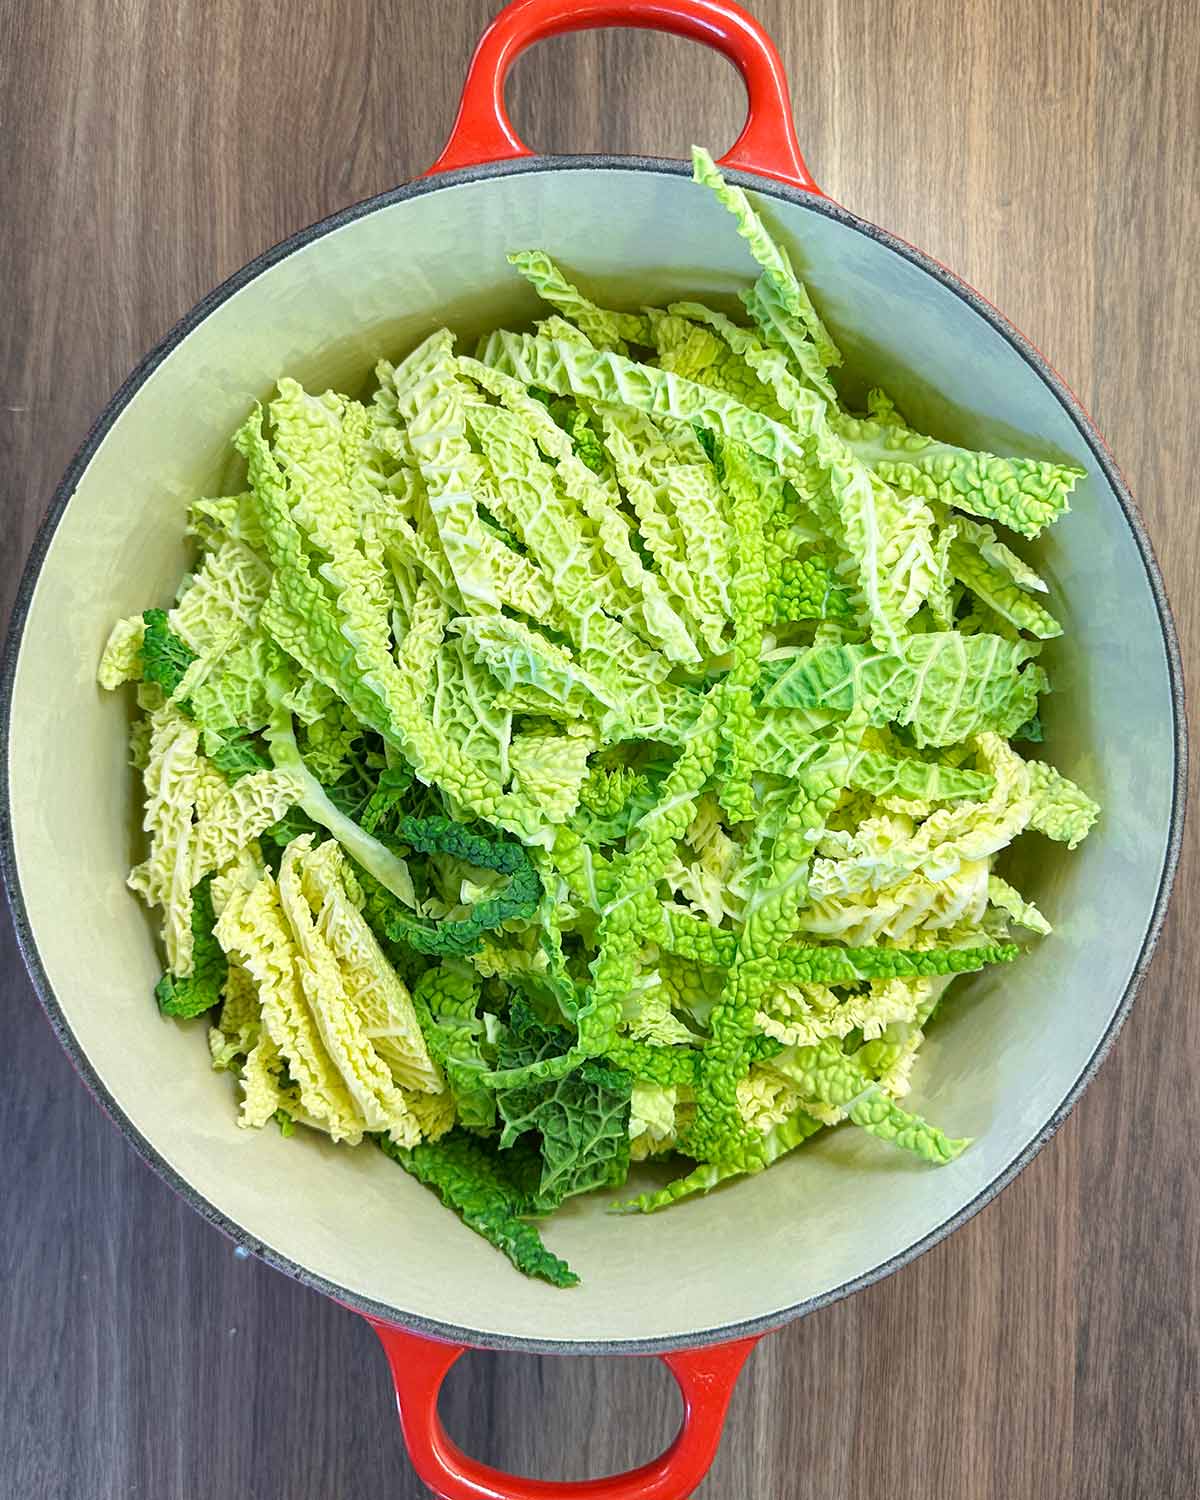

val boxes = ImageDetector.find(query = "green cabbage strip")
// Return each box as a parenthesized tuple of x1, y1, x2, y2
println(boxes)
(615, 1108, 824, 1214)
(139, 609, 197, 697)
(377, 816, 541, 958)
(264, 708, 417, 907)
(411, 965, 496, 1129)
(690, 147, 841, 375)
(832, 411, 1085, 538)
(507, 251, 650, 351)
(715, 438, 770, 823)
(379, 1130, 578, 1288)
(661, 905, 1017, 981)
(492, 1002, 632, 1212)
(154, 875, 227, 1018)
(763, 633, 1046, 748)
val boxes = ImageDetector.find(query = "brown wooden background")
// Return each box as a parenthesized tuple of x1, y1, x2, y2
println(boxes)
(2, 1, 1197, 1495)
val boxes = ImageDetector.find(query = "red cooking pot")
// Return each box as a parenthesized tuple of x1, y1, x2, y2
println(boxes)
(0, 1, 1184, 1497)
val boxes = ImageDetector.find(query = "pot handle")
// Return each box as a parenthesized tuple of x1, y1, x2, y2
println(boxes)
(368, 1319, 761, 1500)
(424, 0, 820, 193)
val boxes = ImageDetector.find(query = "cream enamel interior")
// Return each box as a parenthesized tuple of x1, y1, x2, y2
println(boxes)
(7, 165, 1176, 1348)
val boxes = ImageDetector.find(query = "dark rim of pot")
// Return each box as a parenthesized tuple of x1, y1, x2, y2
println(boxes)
(0, 155, 1188, 1356)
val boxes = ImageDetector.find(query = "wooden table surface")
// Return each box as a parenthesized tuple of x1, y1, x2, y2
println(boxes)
(2, 1, 1197, 1495)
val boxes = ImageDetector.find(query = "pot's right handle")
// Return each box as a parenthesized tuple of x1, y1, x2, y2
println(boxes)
(369, 1319, 761, 1500)
(425, 0, 821, 194)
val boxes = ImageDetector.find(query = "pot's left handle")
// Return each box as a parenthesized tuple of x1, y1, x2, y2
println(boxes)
(368, 1319, 760, 1500)
(424, 0, 820, 193)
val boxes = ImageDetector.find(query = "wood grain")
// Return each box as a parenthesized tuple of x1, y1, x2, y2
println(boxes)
(2, 1, 1197, 1495)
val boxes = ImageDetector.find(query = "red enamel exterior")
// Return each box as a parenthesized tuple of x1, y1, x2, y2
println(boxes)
(370, 1320, 761, 1500)
(424, 0, 822, 192)
(378, 2, 811, 1493)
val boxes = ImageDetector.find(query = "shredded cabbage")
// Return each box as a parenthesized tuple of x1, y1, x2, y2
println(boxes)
(100, 146, 1097, 1285)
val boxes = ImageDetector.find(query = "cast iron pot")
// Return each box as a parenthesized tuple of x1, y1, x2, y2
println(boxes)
(0, 2, 1186, 1496)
